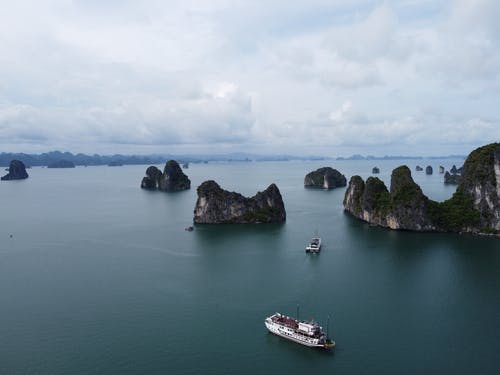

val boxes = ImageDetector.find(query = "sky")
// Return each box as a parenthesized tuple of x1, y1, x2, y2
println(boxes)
(0, 0, 499, 157)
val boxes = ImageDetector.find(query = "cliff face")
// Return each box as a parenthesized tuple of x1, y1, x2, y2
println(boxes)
(457, 143, 499, 232)
(304, 167, 346, 189)
(140, 160, 190, 191)
(343, 176, 388, 226)
(193, 181, 286, 224)
(159, 160, 191, 191)
(141, 166, 162, 189)
(388, 167, 436, 231)
(1, 160, 29, 180)
(343, 167, 435, 231)
(343, 143, 500, 235)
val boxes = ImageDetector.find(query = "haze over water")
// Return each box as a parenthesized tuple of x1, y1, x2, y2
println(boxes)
(1, 160, 498, 374)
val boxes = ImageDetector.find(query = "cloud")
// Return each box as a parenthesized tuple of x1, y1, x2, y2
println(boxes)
(329, 101, 353, 122)
(250, 98, 500, 156)
(323, 4, 411, 63)
(0, 83, 256, 148)
(0, 0, 499, 155)
(411, 0, 500, 84)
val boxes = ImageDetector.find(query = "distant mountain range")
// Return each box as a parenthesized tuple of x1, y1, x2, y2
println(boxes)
(0, 151, 466, 167)
(0, 151, 328, 167)
(336, 154, 466, 161)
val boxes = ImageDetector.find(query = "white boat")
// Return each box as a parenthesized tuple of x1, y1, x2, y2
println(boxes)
(306, 237, 321, 253)
(265, 312, 335, 349)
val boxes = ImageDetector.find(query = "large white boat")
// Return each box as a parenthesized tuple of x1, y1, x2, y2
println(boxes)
(265, 312, 335, 349)
(306, 237, 321, 253)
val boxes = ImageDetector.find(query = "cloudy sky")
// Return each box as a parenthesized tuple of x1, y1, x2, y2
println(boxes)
(1, 0, 499, 156)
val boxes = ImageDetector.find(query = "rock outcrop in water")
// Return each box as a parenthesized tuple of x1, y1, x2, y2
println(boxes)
(141, 166, 163, 189)
(141, 160, 190, 191)
(444, 171, 461, 185)
(304, 167, 346, 189)
(1, 160, 29, 180)
(193, 181, 286, 224)
(444, 163, 463, 185)
(426, 165, 433, 175)
(159, 160, 191, 191)
(450, 165, 463, 174)
(343, 143, 500, 235)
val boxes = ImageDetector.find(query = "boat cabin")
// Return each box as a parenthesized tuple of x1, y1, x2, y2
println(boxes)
(298, 322, 321, 337)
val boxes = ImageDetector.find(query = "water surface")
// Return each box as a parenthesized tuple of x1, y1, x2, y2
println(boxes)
(1, 160, 498, 374)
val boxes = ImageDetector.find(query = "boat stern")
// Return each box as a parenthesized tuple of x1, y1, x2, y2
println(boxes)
(323, 339, 335, 349)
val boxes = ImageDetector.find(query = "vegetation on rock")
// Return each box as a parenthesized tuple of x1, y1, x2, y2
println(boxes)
(343, 143, 499, 235)
(364, 177, 390, 216)
(427, 189, 480, 232)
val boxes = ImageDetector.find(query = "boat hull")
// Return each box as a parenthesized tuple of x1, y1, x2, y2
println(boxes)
(305, 247, 320, 253)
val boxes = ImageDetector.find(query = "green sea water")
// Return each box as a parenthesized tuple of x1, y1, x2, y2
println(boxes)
(0, 160, 498, 374)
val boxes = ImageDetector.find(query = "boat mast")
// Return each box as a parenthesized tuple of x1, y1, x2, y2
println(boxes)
(327, 315, 331, 338)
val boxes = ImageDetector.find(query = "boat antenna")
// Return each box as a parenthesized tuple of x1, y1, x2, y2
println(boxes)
(327, 315, 331, 338)
(296, 304, 300, 321)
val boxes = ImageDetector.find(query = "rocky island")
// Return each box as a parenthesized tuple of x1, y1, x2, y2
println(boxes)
(193, 181, 286, 224)
(304, 167, 346, 189)
(141, 160, 190, 191)
(444, 171, 461, 185)
(343, 143, 499, 235)
(47, 159, 75, 168)
(1, 160, 29, 180)
(451, 165, 463, 174)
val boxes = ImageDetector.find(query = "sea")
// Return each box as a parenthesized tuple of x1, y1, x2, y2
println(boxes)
(1, 159, 499, 375)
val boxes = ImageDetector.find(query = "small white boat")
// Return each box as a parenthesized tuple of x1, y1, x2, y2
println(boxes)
(306, 237, 321, 253)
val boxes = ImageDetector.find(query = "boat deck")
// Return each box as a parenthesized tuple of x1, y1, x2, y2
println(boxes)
(271, 314, 298, 329)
